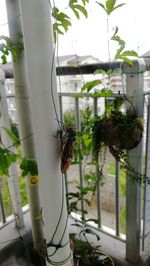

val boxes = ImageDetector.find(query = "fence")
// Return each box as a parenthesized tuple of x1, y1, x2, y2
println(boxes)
(0, 59, 150, 263)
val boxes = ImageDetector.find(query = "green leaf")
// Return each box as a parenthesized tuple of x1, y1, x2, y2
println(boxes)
(112, 3, 126, 13)
(69, 0, 88, 19)
(81, 80, 102, 92)
(82, 0, 89, 4)
(1, 54, 7, 64)
(120, 50, 138, 57)
(20, 157, 38, 177)
(75, 5, 88, 17)
(1, 127, 19, 146)
(117, 56, 133, 65)
(106, 0, 116, 15)
(97, 0, 125, 15)
(97, 2, 106, 12)
(0, 148, 17, 176)
(94, 68, 105, 75)
(72, 9, 80, 19)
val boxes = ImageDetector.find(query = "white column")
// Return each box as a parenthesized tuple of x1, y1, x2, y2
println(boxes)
(122, 59, 145, 263)
(5, 0, 44, 252)
(19, 1, 71, 265)
(0, 69, 24, 228)
(142, 96, 150, 249)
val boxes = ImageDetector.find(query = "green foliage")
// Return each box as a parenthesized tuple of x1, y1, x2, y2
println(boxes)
(10, 123, 20, 144)
(64, 109, 76, 127)
(1, 175, 28, 219)
(1, 127, 20, 146)
(0, 33, 24, 64)
(19, 175, 28, 206)
(69, 0, 88, 19)
(81, 80, 102, 92)
(1, 178, 13, 217)
(20, 157, 38, 177)
(97, 0, 125, 16)
(52, 7, 72, 43)
(0, 147, 17, 176)
(111, 26, 138, 64)
(120, 207, 126, 233)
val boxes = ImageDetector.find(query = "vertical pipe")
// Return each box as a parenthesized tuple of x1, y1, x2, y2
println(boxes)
(142, 95, 150, 251)
(75, 97, 84, 219)
(5, 0, 44, 254)
(93, 97, 101, 227)
(115, 160, 120, 236)
(122, 59, 145, 263)
(19, 1, 71, 265)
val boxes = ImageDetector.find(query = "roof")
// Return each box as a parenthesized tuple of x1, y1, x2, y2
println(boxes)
(58, 54, 101, 66)
(141, 50, 150, 58)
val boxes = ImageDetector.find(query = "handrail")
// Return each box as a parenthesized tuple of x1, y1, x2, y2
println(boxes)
(2, 59, 150, 79)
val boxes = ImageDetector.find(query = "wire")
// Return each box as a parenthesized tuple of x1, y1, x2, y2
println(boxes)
(47, 174, 64, 250)
(0, 15, 20, 29)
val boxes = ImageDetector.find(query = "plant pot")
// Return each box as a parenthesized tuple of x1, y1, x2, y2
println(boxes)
(74, 250, 114, 266)
(93, 111, 143, 161)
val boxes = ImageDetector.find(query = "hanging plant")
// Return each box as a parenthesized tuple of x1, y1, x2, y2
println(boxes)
(92, 97, 143, 182)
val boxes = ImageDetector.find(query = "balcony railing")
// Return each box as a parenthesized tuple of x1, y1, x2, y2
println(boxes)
(1, 59, 150, 264)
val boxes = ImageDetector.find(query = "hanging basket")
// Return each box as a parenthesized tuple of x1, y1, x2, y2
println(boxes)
(93, 111, 143, 161)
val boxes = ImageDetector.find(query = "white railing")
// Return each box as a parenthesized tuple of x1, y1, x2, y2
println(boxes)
(1, 59, 150, 264)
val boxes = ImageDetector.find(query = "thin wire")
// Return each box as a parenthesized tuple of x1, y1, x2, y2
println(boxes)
(1, 133, 33, 151)
(0, 15, 20, 28)
(47, 174, 64, 249)
(47, 253, 71, 265)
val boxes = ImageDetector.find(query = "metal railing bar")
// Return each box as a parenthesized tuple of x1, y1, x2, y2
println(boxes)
(142, 96, 150, 251)
(58, 94, 64, 123)
(144, 90, 150, 96)
(0, 191, 6, 224)
(115, 160, 120, 236)
(75, 97, 84, 219)
(2, 59, 150, 79)
(93, 97, 101, 227)
(58, 92, 125, 98)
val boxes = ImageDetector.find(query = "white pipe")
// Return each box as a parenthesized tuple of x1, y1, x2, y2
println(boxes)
(19, 1, 71, 265)
(5, 0, 44, 252)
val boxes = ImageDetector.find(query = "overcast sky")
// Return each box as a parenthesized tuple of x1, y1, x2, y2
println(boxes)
(0, 0, 150, 61)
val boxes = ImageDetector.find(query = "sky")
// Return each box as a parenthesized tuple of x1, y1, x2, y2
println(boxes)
(0, 0, 150, 62)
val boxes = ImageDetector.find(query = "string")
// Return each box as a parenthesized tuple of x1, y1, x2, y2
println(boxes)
(0, 15, 20, 29)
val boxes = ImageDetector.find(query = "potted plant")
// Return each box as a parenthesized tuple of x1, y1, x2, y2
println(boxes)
(92, 97, 143, 182)
(69, 218, 114, 266)
(67, 182, 114, 266)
